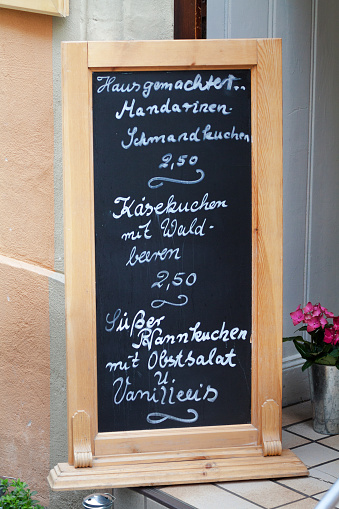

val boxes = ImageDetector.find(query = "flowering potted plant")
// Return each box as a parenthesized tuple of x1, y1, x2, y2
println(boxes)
(283, 302, 339, 371)
(283, 302, 339, 434)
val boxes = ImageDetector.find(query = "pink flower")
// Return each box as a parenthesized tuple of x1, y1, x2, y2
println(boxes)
(312, 303, 322, 316)
(324, 328, 334, 344)
(306, 317, 321, 332)
(303, 312, 313, 323)
(324, 327, 339, 346)
(290, 305, 304, 326)
(319, 315, 328, 328)
(303, 302, 314, 313)
(324, 308, 334, 318)
(333, 316, 339, 331)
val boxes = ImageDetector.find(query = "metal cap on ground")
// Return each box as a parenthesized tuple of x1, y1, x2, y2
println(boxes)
(82, 493, 115, 508)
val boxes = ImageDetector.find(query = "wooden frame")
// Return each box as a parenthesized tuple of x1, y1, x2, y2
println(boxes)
(48, 39, 308, 491)
(0, 0, 68, 16)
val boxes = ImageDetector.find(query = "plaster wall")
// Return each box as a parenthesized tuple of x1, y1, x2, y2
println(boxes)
(0, 9, 54, 507)
(0, 9, 54, 267)
(308, 0, 339, 305)
(0, 266, 50, 503)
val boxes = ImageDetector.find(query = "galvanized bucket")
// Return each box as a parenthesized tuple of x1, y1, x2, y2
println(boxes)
(82, 493, 115, 509)
(309, 364, 339, 435)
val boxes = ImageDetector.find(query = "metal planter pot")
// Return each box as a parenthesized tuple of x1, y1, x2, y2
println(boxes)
(309, 364, 339, 435)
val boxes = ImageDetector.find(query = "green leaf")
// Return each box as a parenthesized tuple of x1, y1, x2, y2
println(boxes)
(329, 348, 339, 359)
(293, 340, 313, 359)
(0, 479, 44, 509)
(283, 335, 305, 343)
(296, 325, 308, 332)
(315, 355, 337, 366)
(302, 359, 314, 371)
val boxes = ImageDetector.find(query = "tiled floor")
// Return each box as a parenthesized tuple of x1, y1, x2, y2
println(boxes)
(143, 401, 339, 509)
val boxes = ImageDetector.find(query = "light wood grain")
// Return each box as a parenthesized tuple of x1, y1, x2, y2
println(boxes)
(62, 41, 97, 464)
(0, 0, 68, 16)
(256, 39, 283, 443)
(262, 399, 282, 456)
(49, 449, 307, 490)
(251, 63, 259, 429)
(87, 39, 258, 69)
(73, 411, 93, 468)
(95, 424, 257, 456)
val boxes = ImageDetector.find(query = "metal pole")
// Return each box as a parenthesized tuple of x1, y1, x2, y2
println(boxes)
(315, 479, 339, 509)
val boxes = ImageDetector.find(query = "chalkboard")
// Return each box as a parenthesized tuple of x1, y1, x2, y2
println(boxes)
(49, 40, 304, 492)
(92, 69, 252, 433)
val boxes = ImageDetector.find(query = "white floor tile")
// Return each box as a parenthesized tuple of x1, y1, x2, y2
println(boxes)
(293, 443, 339, 467)
(277, 475, 333, 496)
(217, 480, 303, 508)
(311, 460, 339, 480)
(282, 402, 312, 427)
(274, 498, 318, 508)
(286, 421, 326, 441)
(282, 430, 310, 449)
(161, 484, 261, 509)
(318, 435, 339, 450)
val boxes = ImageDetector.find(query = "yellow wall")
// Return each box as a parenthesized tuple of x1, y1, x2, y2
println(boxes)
(0, 9, 54, 266)
(0, 9, 53, 506)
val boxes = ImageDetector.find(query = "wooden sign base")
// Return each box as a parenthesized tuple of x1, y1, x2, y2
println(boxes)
(49, 401, 308, 490)
(48, 448, 308, 491)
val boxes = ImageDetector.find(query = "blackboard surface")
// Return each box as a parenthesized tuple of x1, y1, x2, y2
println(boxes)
(93, 69, 252, 433)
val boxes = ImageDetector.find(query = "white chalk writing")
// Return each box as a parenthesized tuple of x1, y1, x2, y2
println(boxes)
(95, 70, 251, 429)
